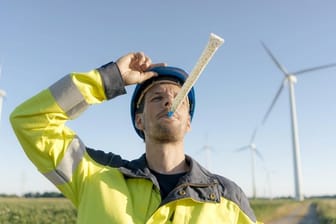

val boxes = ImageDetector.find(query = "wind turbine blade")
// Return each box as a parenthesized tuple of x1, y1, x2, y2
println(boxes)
(261, 41, 289, 76)
(204, 145, 215, 152)
(254, 148, 264, 161)
(235, 145, 249, 152)
(198, 145, 214, 154)
(261, 80, 286, 125)
(294, 63, 336, 76)
(249, 127, 258, 144)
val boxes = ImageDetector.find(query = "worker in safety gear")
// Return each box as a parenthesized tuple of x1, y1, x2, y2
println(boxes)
(10, 52, 262, 223)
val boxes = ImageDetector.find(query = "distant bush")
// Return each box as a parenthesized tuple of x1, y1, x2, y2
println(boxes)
(23, 191, 64, 198)
(0, 194, 19, 198)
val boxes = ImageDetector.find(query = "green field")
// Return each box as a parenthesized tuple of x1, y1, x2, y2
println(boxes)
(314, 199, 336, 224)
(250, 198, 301, 222)
(1, 197, 335, 223)
(250, 198, 336, 224)
(0, 197, 76, 224)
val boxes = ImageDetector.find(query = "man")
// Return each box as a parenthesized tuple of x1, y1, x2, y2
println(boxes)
(10, 52, 261, 223)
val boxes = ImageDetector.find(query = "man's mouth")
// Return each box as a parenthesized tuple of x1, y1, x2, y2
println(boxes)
(157, 110, 178, 120)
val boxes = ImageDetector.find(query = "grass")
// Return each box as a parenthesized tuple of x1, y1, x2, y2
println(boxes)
(314, 199, 336, 224)
(250, 198, 300, 222)
(1, 197, 335, 223)
(0, 197, 77, 224)
(251, 198, 336, 224)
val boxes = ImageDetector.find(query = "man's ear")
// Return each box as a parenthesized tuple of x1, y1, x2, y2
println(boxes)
(186, 115, 191, 132)
(135, 113, 144, 131)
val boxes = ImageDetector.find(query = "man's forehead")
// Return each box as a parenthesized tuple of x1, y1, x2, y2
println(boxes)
(136, 79, 183, 109)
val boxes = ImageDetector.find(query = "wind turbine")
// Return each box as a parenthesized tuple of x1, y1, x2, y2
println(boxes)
(0, 65, 6, 128)
(198, 134, 214, 170)
(262, 166, 276, 200)
(235, 127, 263, 199)
(261, 42, 336, 201)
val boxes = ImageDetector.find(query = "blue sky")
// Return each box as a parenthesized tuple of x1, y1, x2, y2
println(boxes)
(1, 0, 336, 198)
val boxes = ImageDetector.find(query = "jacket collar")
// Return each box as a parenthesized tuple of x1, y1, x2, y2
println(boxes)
(119, 154, 221, 204)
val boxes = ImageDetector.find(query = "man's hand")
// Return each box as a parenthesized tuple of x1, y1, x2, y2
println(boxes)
(116, 52, 166, 86)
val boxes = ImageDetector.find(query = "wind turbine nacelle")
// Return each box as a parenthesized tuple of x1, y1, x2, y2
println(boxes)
(0, 89, 6, 97)
(250, 143, 257, 150)
(287, 75, 297, 83)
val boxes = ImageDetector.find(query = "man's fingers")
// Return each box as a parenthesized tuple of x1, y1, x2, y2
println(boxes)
(131, 52, 166, 71)
(118, 52, 167, 85)
(149, 63, 168, 69)
(136, 52, 146, 65)
(140, 56, 152, 71)
(130, 52, 150, 71)
(138, 71, 158, 83)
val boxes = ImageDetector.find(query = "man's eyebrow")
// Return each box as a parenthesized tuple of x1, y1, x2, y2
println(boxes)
(145, 91, 164, 100)
(148, 91, 162, 96)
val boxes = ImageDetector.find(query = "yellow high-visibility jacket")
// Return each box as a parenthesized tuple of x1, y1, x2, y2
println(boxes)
(10, 62, 262, 224)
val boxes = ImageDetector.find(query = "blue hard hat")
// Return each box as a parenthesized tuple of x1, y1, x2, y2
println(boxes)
(130, 66, 196, 139)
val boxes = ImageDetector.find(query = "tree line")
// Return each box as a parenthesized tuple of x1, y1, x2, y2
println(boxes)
(0, 191, 65, 198)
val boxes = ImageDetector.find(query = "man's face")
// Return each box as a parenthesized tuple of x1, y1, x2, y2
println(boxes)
(135, 82, 191, 142)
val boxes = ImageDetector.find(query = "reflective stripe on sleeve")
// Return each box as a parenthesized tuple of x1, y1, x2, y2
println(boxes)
(43, 137, 85, 185)
(49, 75, 89, 119)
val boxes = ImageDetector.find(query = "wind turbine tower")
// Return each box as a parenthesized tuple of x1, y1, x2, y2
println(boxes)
(261, 42, 336, 201)
(236, 127, 263, 199)
(199, 134, 214, 170)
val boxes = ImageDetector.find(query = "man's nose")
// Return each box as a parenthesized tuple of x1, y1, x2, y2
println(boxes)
(164, 95, 174, 108)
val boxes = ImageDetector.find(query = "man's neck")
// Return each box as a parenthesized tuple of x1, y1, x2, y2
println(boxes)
(145, 141, 188, 174)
